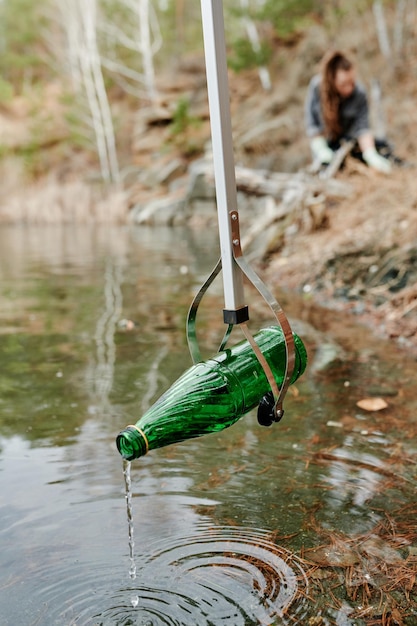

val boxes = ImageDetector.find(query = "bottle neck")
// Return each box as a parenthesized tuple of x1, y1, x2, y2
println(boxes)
(116, 425, 149, 460)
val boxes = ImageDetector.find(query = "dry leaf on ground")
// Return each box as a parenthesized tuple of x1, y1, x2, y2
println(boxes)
(356, 397, 388, 411)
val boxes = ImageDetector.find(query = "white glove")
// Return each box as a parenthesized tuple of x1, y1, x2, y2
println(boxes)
(363, 148, 391, 173)
(311, 136, 334, 165)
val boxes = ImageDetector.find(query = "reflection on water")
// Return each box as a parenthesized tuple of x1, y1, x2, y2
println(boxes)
(89, 259, 124, 407)
(0, 225, 416, 625)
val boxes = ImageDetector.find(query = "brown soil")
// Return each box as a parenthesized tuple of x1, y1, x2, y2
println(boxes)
(266, 162, 417, 352)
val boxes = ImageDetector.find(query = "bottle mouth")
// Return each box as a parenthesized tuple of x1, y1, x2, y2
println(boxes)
(116, 425, 148, 460)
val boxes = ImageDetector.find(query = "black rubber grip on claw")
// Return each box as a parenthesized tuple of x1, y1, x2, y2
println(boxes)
(257, 391, 284, 427)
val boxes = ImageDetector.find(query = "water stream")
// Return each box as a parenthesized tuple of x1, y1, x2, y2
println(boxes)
(123, 458, 139, 612)
(0, 224, 416, 625)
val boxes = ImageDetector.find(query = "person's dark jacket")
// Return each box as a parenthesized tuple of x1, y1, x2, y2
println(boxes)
(305, 74, 370, 141)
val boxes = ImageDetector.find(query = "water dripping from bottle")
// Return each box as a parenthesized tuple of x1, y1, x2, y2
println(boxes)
(123, 459, 139, 609)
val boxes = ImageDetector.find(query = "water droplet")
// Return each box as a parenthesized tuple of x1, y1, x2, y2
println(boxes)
(131, 594, 139, 608)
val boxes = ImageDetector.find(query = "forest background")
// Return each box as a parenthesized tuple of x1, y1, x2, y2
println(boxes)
(0, 0, 416, 348)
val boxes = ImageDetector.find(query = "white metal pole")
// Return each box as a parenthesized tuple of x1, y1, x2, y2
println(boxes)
(200, 0, 247, 322)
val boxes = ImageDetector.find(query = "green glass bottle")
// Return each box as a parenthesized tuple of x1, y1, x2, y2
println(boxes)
(116, 326, 307, 460)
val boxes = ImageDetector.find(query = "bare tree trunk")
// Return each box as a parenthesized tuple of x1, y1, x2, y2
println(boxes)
(240, 0, 271, 90)
(138, 0, 157, 102)
(56, 0, 120, 183)
(394, 0, 406, 56)
(370, 79, 386, 141)
(103, 0, 161, 104)
(79, 0, 119, 182)
(176, 0, 185, 57)
(373, 1, 391, 59)
(79, 42, 112, 181)
(59, 0, 82, 90)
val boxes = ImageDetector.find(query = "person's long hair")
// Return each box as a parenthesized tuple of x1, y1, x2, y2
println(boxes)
(320, 51, 353, 139)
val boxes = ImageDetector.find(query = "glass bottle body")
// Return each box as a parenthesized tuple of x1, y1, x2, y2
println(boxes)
(116, 326, 307, 460)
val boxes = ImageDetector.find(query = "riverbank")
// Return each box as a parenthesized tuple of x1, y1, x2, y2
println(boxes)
(1, 11, 416, 351)
(265, 163, 417, 353)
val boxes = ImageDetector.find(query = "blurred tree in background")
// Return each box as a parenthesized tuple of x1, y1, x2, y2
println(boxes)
(0, 0, 415, 182)
(1, 0, 414, 95)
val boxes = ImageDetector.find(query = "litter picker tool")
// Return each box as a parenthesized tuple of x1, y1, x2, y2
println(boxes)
(115, 2, 306, 463)
(187, 0, 296, 423)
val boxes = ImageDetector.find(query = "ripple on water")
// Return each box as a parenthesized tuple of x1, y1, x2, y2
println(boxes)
(36, 526, 309, 625)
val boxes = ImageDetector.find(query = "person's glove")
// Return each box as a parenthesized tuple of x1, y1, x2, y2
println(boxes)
(310, 136, 334, 165)
(363, 148, 391, 173)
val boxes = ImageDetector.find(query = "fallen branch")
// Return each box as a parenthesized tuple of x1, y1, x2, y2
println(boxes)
(233, 165, 352, 199)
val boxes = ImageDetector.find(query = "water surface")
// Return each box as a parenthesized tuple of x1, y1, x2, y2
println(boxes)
(0, 224, 416, 625)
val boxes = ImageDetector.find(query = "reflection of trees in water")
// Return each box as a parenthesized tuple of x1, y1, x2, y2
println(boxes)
(87, 259, 123, 408)
(86, 255, 171, 415)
